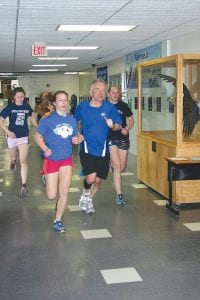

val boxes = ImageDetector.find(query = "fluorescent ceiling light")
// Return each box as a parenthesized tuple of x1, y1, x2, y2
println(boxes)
(64, 72, 79, 75)
(37, 57, 79, 60)
(47, 46, 99, 50)
(29, 69, 58, 72)
(57, 25, 136, 32)
(32, 64, 66, 67)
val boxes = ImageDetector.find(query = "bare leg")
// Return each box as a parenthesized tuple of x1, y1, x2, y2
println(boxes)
(90, 177, 101, 198)
(18, 144, 29, 185)
(9, 147, 17, 162)
(45, 172, 59, 200)
(9, 147, 17, 170)
(84, 172, 96, 194)
(110, 146, 122, 195)
(55, 166, 72, 221)
(118, 148, 128, 172)
(110, 146, 128, 195)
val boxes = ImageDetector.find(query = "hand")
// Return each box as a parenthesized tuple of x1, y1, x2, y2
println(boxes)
(104, 117, 114, 128)
(44, 148, 51, 157)
(121, 127, 129, 136)
(72, 136, 79, 145)
(8, 131, 16, 139)
(78, 134, 84, 144)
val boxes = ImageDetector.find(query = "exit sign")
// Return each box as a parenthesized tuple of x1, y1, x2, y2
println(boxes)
(32, 44, 48, 56)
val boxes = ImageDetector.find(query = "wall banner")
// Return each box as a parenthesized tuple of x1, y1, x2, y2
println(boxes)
(126, 43, 162, 89)
(97, 66, 108, 83)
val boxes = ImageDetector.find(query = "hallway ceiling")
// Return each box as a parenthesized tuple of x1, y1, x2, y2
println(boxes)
(0, 0, 200, 75)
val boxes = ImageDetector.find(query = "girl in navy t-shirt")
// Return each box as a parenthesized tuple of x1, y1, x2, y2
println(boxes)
(0, 87, 37, 194)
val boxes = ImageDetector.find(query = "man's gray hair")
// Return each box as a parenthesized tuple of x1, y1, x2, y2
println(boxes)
(89, 79, 107, 94)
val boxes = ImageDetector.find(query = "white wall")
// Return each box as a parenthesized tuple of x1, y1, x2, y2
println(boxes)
(170, 30, 200, 54)
(79, 70, 96, 98)
(19, 74, 79, 107)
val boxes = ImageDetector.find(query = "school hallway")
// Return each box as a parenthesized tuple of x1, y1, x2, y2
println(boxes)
(0, 127, 200, 300)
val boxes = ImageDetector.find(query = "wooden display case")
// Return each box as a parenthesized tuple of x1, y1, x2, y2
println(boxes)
(137, 54, 200, 203)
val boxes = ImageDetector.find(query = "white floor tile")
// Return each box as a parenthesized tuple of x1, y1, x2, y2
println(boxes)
(131, 183, 147, 189)
(0, 178, 3, 183)
(121, 172, 134, 176)
(0, 169, 5, 172)
(100, 267, 143, 284)
(183, 222, 200, 231)
(69, 187, 80, 192)
(0, 192, 2, 197)
(81, 229, 112, 239)
(72, 175, 81, 180)
(38, 204, 55, 210)
(68, 205, 81, 212)
(153, 199, 167, 206)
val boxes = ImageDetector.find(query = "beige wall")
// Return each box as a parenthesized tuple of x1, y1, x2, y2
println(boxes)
(79, 70, 96, 98)
(19, 74, 79, 107)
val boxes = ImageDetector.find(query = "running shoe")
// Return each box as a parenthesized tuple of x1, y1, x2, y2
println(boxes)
(79, 190, 95, 214)
(115, 194, 125, 205)
(53, 220, 65, 233)
(21, 184, 28, 195)
(85, 198, 95, 214)
(79, 190, 90, 211)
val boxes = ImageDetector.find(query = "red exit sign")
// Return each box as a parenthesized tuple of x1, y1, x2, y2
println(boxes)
(32, 44, 48, 56)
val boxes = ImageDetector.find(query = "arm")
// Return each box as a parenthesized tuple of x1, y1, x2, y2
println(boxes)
(72, 119, 84, 144)
(111, 123, 121, 131)
(0, 116, 16, 138)
(34, 131, 51, 157)
(121, 115, 134, 135)
(104, 117, 121, 131)
(126, 115, 134, 130)
(29, 114, 38, 128)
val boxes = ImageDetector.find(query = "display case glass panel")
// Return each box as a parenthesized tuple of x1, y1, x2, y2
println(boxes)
(138, 55, 200, 145)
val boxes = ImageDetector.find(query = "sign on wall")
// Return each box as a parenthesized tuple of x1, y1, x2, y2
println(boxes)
(126, 43, 161, 89)
(32, 43, 48, 56)
(97, 66, 107, 83)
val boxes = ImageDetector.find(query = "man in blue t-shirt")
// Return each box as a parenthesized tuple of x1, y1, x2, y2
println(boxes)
(74, 79, 122, 214)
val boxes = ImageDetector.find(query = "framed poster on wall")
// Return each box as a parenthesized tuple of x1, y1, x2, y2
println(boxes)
(97, 66, 107, 83)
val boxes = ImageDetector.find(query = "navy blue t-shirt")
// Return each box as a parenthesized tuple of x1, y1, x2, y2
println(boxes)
(0, 103, 33, 138)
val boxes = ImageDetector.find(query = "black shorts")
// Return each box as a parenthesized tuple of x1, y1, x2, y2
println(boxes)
(108, 138, 130, 150)
(80, 152, 110, 180)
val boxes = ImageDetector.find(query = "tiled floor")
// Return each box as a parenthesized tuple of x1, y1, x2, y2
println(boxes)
(0, 128, 200, 299)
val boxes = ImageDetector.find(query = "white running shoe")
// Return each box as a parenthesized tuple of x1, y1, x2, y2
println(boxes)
(79, 190, 90, 211)
(85, 199, 95, 214)
(79, 190, 95, 214)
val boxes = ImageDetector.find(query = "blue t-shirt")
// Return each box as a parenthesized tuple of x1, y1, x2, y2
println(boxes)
(74, 100, 122, 157)
(36, 111, 78, 161)
(0, 103, 33, 138)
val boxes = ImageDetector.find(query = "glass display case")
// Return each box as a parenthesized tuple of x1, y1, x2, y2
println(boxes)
(137, 54, 200, 203)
